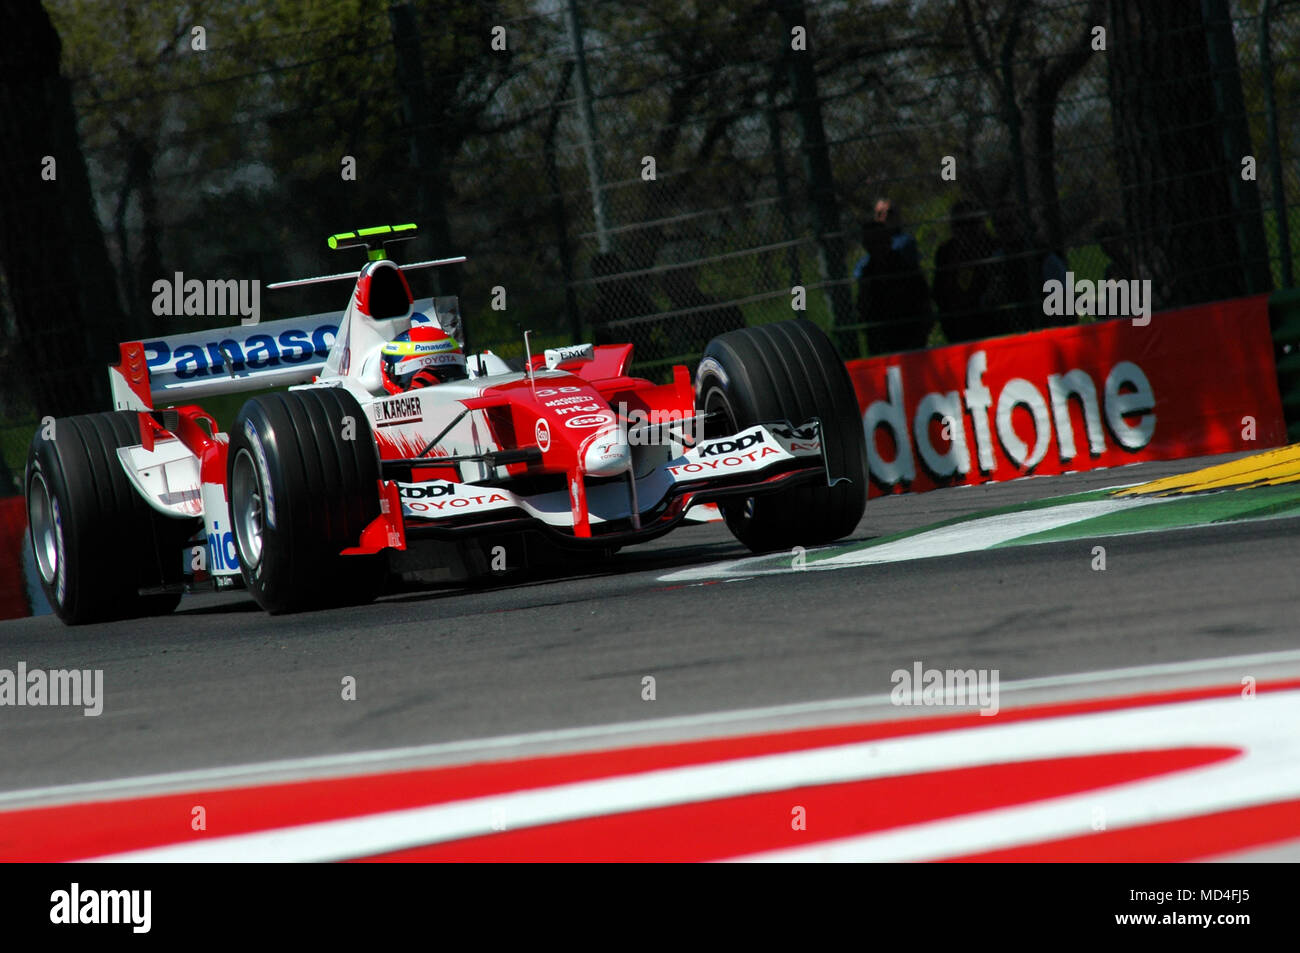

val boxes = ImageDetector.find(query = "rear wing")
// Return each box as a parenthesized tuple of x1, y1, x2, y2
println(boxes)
(110, 297, 449, 410)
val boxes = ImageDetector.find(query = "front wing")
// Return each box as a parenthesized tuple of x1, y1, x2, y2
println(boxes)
(352, 421, 830, 552)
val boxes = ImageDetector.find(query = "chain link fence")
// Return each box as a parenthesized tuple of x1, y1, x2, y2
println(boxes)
(1, 0, 1298, 488)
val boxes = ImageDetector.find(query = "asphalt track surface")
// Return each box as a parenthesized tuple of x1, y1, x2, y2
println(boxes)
(2, 452, 1298, 799)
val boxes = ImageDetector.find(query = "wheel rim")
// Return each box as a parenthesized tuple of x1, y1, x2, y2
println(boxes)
(701, 385, 736, 440)
(28, 472, 61, 585)
(231, 448, 265, 569)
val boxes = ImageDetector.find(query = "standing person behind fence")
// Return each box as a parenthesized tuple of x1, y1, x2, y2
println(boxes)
(854, 205, 932, 354)
(988, 205, 1067, 332)
(933, 200, 999, 343)
(873, 198, 923, 270)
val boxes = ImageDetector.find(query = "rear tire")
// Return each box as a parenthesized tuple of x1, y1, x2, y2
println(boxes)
(695, 319, 868, 552)
(25, 412, 191, 625)
(227, 388, 386, 614)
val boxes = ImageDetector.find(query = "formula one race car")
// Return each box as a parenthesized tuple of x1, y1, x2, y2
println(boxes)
(25, 224, 868, 622)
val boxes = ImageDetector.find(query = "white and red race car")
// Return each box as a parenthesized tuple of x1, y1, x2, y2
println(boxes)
(25, 225, 868, 622)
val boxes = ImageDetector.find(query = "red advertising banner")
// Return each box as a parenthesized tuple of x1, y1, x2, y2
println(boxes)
(845, 295, 1286, 497)
(0, 496, 31, 620)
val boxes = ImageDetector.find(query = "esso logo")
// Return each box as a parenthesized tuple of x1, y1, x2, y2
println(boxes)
(566, 413, 614, 429)
(535, 418, 551, 451)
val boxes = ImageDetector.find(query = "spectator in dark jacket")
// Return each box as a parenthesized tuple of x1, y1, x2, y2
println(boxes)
(988, 205, 1070, 332)
(855, 214, 932, 355)
(933, 200, 1000, 343)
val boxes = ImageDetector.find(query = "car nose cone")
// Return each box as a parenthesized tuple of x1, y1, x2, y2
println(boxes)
(582, 428, 632, 477)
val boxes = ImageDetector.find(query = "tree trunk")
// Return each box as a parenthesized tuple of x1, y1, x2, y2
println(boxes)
(1023, 2, 1103, 254)
(545, 62, 580, 342)
(1105, 0, 1271, 307)
(0, 0, 125, 417)
(773, 0, 854, 353)
(390, 3, 462, 300)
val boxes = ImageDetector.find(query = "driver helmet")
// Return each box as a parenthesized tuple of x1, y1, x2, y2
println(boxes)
(380, 324, 468, 393)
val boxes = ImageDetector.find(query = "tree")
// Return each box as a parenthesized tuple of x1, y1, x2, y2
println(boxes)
(773, 0, 854, 345)
(954, 0, 1104, 253)
(48, 1, 211, 328)
(1105, 0, 1272, 306)
(0, 0, 127, 417)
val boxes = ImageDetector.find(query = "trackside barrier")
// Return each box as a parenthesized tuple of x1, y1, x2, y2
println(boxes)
(844, 295, 1286, 498)
(0, 497, 31, 620)
(2, 295, 1290, 620)
(1269, 287, 1300, 443)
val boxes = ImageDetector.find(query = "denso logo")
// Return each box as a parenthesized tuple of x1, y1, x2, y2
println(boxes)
(866, 350, 1156, 486)
(565, 413, 614, 429)
(697, 431, 765, 458)
(143, 323, 337, 379)
(400, 482, 456, 499)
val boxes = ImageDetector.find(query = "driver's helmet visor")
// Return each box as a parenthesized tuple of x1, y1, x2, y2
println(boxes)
(382, 338, 468, 387)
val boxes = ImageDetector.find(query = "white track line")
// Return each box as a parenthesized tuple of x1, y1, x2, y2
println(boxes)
(4, 648, 1300, 809)
(91, 690, 1300, 862)
(661, 496, 1180, 580)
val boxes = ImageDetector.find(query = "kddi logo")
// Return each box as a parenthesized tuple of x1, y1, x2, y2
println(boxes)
(400, 483, 455, 499)
(698, 431, 764, 458)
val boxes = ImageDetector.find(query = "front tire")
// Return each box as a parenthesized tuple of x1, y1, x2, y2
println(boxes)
(25, 412, 191, 624)
(227, 388, 385, 614)
(695, 319, 868, 552)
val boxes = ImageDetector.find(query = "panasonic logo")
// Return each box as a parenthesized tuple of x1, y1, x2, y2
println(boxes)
(143, 323, 337, 379)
